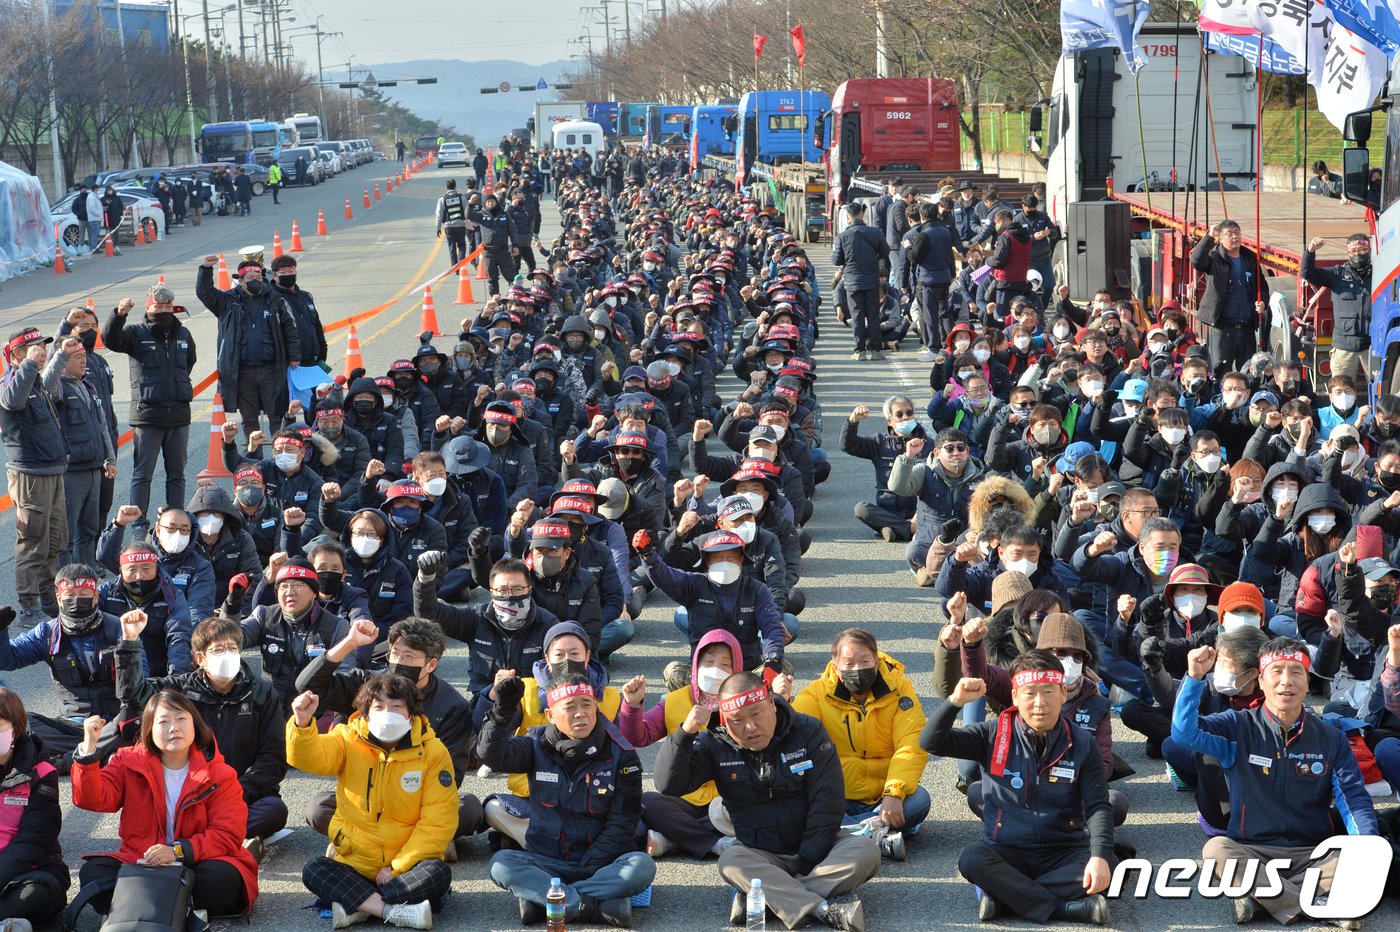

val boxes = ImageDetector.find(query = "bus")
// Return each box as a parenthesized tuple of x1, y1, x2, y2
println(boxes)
(413, 136, 440, 159)
(199, 121, 256, 164)
(249, 119, 283, 166)
(286, 112, 323, 145)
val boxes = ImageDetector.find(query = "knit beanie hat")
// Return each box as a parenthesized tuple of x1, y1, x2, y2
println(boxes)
(1218, 581, 1266, 617)
(1035, 613, 1087, 654)
(991, 571, 1033, 616)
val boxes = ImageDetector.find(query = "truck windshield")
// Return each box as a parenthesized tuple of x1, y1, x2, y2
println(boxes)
(252, 130, 278, 148)
(1385, 107, 1400, 212)
(201, 132, 247, 159)
(768, 115, 809, 132)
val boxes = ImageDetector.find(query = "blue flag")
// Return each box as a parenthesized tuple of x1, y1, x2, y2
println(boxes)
(1325, 0, 1400, 55)
(1203, 31, 1307, 75)
(1061, 0, 1153, 73)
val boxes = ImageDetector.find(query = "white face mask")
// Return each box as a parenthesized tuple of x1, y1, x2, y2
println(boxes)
(1195, 453, 1222, 474)
(274, 452, 300, 473)
(380, 393, 396, 408)
(1341, 449, 1360, 469)
(1270, 485, 1299, 505)
(1173, 593, 1206, 618)
(605, 296, 619, 308)
(197, 514, 224, 537)
(351, 535, 381, 558)
(1221, 610, 1261, 632)
(1334, 393, 1356, 412)
(367, 709, 411, 744)
(1082, 486, 1101, 503)
(739, 491, 765, 514)
(1149, 340, 1167, 354)
(1224, 392, 1246, 409)
(1212, 667, 1248, 696)
(158, 530, 190, 554)
(1307, 514, 1337, 535)
(665, 361, 682, 376)
(707, 561, 742, 585)
(696, 665, 728, 696)
(1053, 325, 1070, 340)
(953, 340, 970, 354)
(1081, 380, 1104, 397)
(203, 650, 241, 682)
(972, 347, 991, 364)
(1060, 656, 1084, 689)
(733, 521, 757, 544)
(643, 261, 657, 272)
(1123, 403, 1141, 417)
(1004, 557, 1037, 577)
(1160, 427, 1186, 445)
(422, 477, 448, 497)
(767, 424, 787, 442)
(594, 328, 609, 341)
(957, 369, 976, 381)
(1013, 336, 1031, 352)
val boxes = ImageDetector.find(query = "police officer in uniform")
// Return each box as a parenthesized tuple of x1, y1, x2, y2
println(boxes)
(436, 179, 469, 270)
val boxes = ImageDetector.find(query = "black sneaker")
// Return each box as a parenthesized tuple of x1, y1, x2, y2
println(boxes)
(518, 898, 544, 925)
(822, 894, 864, 932)
(1061, 894, 1109, 926)
(598, 897, 633, 928)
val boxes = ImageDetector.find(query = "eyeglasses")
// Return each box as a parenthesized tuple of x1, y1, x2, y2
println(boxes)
(891, 410, 915, 418)
(1126, 507, 1161, 517)
(490, 586, 530, 597)
(940, 442, 968, 453)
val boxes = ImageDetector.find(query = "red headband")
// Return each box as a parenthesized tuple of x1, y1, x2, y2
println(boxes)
(233, 468, 262, 485)
(531, 521, 573, 541)
(120, 551, 158, 566)
(277, 564, 317, 584)
(3, 329, 43, 364)
(718, 686, 770, 715)
(1011, 669, 1065, 689)
(57, 577, 98, 594)
(553, 496, 595, 513)
(484, 409, 516, 425)
(316, 407, 343, 420)
(545, 682, 594, 707)
(1259, 649, 1310, 672)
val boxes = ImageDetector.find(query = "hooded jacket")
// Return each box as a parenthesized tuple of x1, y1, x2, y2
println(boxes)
(0, 731, 67, 893)
(655, 696, 845, 874)
(219, 444, 326, 541)
(186, 485, 263, 596)
(114, 642, 286, 804)
(335, 508, 414, 626)
(1249, 483, 1352, 613)
(792, 651, 928, 804)
(618, 629, 741, 806)
(287, 713, 457, 879)
(195, 264, 300, 407)
(71, 742, 259, 906)
(1216, 461, 1308, 597)
(342, 376, 406, 474)
(96, 524, 215, 628)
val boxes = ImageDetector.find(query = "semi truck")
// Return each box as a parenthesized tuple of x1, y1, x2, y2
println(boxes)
(286, 112, 323, 145)
(198, 121, 256, 164)
(586, 102, 620, 138)
(620, 102, 659, 141)
(689, 103, 737, 172)
(249, 119, 284, 165)
(643, 104, 694, 149)
(531, 100, 587, 150)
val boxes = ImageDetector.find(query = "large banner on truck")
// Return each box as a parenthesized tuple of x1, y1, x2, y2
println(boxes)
(1061, 0, 1152, 73)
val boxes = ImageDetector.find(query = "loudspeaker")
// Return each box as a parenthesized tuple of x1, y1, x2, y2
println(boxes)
(1066, 200, 1132, 302)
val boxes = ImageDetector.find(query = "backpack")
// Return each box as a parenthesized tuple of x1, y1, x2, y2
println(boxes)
(63, 863, 206, 932)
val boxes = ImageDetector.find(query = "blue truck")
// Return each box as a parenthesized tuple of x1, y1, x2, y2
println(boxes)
(688, 103, 737, 172)
(586, 102, 619, 138)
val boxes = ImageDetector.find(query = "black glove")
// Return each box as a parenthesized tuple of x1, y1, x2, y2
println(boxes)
(1138, 593, 1166, 636)
(225, 573, 249, 616)
(467, 526, 491, 557)
(585, 386, 604, 405)
(1140, 636, 1166, 673)
(938, 518, 965, 546)
(494, 675, 525, 713)
(348, 367, 366, 383)
(0, 606, 15, 628)
(417, 550, 446, 578)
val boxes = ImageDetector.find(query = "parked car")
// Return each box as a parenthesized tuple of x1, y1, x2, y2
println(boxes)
(277, 146, 325, 185)
(336, 141, 358, 167)
(371, 150, 386, 162)
(314, 142, 343, 174)
(52, 188, 165, 249)
(437, 142, 468, 167)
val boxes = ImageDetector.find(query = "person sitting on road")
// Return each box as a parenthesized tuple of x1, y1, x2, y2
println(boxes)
(478, 671, 655, 927)
(0, 687, 70, 927)
(922, 651, 1114, 925)
(840, 397, 927, 544)
(289, 674, 454, 930)
(98, 506, 211, 649)
(655, 672, 876, 931)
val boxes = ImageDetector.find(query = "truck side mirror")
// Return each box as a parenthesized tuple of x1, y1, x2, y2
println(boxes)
(1029, 106, 1043, 133)
(1345, 111, 1373, 146)
(1342, 147, 1371, 204)
(1028, 105, 1044, 154)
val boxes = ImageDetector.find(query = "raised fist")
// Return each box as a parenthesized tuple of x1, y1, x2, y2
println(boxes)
(631, 529, 654, 555)
(692, 419, 712, 440)
(321, 482, 342, 502)
(291, 690, 319, 728)
(115, 504, 143, 527)
(1140, 635, 1166, 672)
(676, 511, 700, 536)
(1088, 530, 1118, 557)
(119, 610, 148, 641)
(849, 406, 869, 423)
(904, 437, 926, 460)
(1187, 645, 1218, 680)
(221, 421, 239, 444)
(347, 618, 379, 649)
(673, 478, 694, 506)
(283, 506, 306, 527)
(494, 675, 526, 711)
(247, 430, 266, 449)
(417, 550, 446, 578)
(79, 715, 106, 756)
(467, 526, 491, 555)
(365, 460, 386, 479)
(950, 677, 987, 707)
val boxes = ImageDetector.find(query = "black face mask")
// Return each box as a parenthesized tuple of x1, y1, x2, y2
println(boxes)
(353, 399, 377, 417)
(316, 570, 344, 599)
(1281, 379, 1301, 398)
(79, 330, 98, 353)
(548, 658, 588, 682)
(1379, 471, 1400, 491)
(59, 597, 101, 636)
(243, 279, 266, 296)
(389, 662, 423, 683)
(148, 313, 176, 334)
(124, 576, 157, 599)
(393, 377, 415, 393)
(235, 485, 264, 508)
(277, 274, 297, 289)
(1371, 586, 1396, 611)
(839, 667, 879, 695)
(1377, 422, 1399, 439)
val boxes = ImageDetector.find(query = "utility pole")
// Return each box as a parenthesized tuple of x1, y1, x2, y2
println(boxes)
(173, 0, 198, 163)
(203, 0, 218, 121)
(623, 0, 631, 47)
(40, 2, 62, 197)
(600, 0, 613, 56)
(237, 0, 245, 59)
(785, 0, 793, 85)
(261, 0, 270, 63)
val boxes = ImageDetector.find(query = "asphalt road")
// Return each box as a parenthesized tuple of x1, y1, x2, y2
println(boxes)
(1, 166, 1393, 931)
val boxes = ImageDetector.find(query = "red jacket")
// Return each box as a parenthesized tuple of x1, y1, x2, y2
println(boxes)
(71, 744, 258, 907)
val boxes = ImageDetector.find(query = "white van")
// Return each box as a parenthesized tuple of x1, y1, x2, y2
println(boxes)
(551, 120, 606, 158)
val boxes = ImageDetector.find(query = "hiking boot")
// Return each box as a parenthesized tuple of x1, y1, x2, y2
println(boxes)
(382, 901, 432, 929)
(821, 894, 864, 931)
(1061, 894, 1109, 926)
(331, 903, 371, 928)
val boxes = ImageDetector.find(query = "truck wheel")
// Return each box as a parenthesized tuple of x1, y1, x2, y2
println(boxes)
(1269, 326, 1295, 371)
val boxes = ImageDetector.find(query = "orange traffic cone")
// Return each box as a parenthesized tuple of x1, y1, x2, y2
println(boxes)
(158, 275, 166, 288)
(272, 231, 284, 259)
(134, 215, 147, 245)
(454, 264, 476, 305)
(54, 245, 68, 274)
(316, 209, 328, 236)
(216, 254, 232, 290)
(344, 325, 365, 378)
(373, 183, 381, 201)
(362, 189, 371, 209)
(103, 233, 115, 257)
(86, 299, 105, 349)
(420, 285, 440, 336)
(344, 199, 354, 221)
(386, 178, 394, 193)
(196, 393, 234, 478)
(290, 221, 304, 252)
(474, 252, 488, 280)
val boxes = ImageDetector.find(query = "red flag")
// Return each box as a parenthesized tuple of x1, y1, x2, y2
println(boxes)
(789, 24, 806, 68)
(753, 34, 768, 58)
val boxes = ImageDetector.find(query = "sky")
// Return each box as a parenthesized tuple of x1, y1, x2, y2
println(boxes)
(280, 0, 611, 70)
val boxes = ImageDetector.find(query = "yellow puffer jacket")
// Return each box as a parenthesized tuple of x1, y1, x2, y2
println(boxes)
(287, 712, 458, 878)
(506, 677, 622, 797)
(792, 651, 928, 804)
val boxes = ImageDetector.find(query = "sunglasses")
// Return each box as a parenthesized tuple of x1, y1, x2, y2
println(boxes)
(940, 442, 968, 453)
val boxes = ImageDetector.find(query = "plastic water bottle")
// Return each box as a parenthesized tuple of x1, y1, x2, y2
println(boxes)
(747, 877, 766, 931)
(546, 877, 567, 932)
